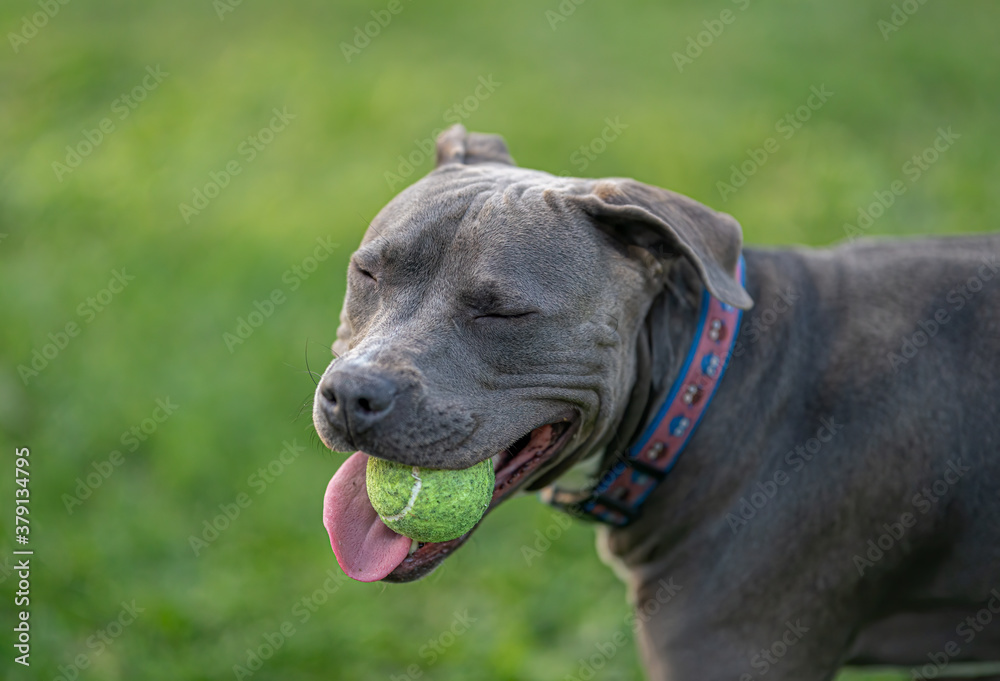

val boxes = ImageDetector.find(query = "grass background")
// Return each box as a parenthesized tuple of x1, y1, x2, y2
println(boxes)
(1, 0, 998, 679)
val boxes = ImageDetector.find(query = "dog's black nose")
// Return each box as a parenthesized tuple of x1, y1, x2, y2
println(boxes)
(319, 367, 398, 437)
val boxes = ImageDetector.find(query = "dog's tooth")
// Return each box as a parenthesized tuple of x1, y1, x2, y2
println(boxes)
(408, 538, 419, 555)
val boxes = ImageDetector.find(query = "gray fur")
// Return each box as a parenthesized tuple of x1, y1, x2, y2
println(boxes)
(313, 125, 1000, 680)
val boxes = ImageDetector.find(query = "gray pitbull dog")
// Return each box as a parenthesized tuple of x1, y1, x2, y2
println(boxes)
(313, 125, 1000, 680)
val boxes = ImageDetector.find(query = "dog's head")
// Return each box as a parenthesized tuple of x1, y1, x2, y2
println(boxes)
(313, 125, 751, 582)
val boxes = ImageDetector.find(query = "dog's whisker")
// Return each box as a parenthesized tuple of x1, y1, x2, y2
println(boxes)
(291, 393, 316, 422)
(357, 211, 386, 240)
(303, 339, 319, 386)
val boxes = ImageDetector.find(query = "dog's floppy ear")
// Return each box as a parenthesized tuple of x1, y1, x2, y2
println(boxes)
(566, 178, 753, 309)
(435, 124, 516, 167)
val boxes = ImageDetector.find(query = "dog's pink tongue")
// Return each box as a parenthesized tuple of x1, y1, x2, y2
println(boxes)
(323, 452, 411, 582)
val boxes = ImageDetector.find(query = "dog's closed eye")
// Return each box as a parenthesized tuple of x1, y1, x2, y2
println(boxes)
(461, 282, 539, 322)
(351, 260, 377, 282)
(474, 310, 537, 321)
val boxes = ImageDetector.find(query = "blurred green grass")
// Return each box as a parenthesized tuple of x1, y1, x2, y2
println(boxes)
(1, 0, 998, 679)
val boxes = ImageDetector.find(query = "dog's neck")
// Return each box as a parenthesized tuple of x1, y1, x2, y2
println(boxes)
(604, 258, 707, 470)
(597, 249, 799, 575)
(547, 260, 705, 495)
(544, 256, 748, 530)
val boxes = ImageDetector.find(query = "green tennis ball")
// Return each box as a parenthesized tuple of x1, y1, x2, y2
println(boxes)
(366, 457, 494, 543)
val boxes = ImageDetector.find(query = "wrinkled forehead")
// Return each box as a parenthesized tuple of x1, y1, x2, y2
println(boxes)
(356, 167, 604, 296)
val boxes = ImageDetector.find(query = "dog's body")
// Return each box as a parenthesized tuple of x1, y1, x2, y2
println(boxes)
(314, 126, 1000, 680)
(600, 240, 1000, 680)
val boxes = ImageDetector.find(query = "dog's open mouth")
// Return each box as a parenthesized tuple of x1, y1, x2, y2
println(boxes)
(322, 416, 578, 583)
